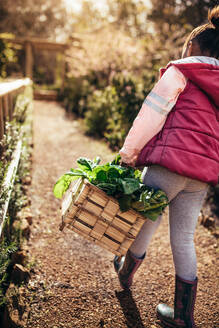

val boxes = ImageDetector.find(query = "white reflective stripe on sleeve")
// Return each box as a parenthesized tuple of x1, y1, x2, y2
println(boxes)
(148, 91, 174, 111)
(143, 98, 169, 116)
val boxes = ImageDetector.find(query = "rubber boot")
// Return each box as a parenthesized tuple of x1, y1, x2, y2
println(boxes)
(156, 275, 198, 328)
(113, 249, 145, 289)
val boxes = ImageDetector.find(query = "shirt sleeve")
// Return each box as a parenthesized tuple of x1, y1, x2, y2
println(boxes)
(119, 65, 187, 165)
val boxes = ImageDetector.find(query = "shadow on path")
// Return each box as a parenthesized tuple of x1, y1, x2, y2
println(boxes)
(115, 290, 145, 328)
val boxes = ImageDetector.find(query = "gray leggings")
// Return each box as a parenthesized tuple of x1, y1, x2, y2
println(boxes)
(129, 165, 208, 281)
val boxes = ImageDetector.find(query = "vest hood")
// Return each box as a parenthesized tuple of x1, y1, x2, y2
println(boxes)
(162, 56, 219, 108)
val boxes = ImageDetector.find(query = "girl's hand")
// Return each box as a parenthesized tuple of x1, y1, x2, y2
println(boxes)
(120, 161, 136, 168)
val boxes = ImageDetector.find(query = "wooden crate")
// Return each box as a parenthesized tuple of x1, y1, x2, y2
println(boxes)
(60, 179, 147, 256)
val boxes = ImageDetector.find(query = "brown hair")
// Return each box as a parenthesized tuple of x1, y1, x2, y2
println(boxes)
(183, 6, 219, 59)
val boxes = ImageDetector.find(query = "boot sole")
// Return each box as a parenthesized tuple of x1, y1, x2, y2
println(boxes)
(157, 312, 182, 328)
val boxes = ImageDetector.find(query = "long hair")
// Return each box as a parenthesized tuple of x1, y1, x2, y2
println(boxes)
(182, 6, 219, 59)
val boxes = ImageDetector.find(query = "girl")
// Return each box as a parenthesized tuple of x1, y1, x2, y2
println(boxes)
(114, 6, 219, 328)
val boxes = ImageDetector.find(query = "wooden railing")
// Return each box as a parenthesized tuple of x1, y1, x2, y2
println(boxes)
(0, 78, 31, 142)
(0, 78, 32, 236)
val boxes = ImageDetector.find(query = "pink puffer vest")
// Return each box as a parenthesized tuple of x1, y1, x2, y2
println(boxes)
(136, 60, 219, 186)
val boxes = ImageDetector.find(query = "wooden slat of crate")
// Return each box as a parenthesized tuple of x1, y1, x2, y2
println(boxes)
(100, 235, 120, 251)
(128, 217, 145, 237)
(83, 199, 103, 216)
(66, 204, 78, 218)
(73, 219, 92, 235)
(74, 183, 90, 205)
(102, 200, 119, 222)
(68, 225, 95, 242)
(117, 210, 137, 224)
(88, 190, 108, 207)
(105, 226, 124, 243)
(111, 216, 132, 233)
(67, 224, 123, 255)
(90, 221, 108, 240)
(77, 209, 97, 227)
(118, 239, 133, 254)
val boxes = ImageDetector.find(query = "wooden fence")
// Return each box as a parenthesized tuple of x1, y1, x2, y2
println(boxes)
(0, 78, 32, 236)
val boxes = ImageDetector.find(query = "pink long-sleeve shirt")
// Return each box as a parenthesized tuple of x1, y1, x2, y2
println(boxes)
(119, 65, 187, 165)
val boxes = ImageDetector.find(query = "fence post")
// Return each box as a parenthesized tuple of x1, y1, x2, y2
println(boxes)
(3, 95, 9, 121)
(25, 41, 33, 79)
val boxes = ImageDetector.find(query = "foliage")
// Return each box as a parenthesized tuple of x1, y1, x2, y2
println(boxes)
(0, 0, 69, 40)
(146, 0, 218, 67)
(60, 75, 96, 117)
(0, 234, 19, 308)
(53, 156, 169, 221)
(0, 36, 17, 78)
(67, 25, 146, 79)
(85, 86, 118, 138)
(0, 86, 32, 190)
(106, 0, 149, 37)
(105, 73, 145, 149)
(61, 71, 147, 149)
(0, 84, 33, 310)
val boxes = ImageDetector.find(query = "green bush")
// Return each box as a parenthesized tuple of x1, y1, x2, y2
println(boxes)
(60, 75, 95, 117)
(0, 36, 16, 78)
(85, 86, 118, 138)
(61, 70, 149, 149)
(105, 73, 145, 149)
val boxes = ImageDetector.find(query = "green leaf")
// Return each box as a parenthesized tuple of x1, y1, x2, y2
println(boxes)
(96, 183, 117, 195)
(107, 167, 121, 179)
(120, 178, 140, 195)
(110, 154, 121, 165)
(93, 156, 101, 166)
(77, 157, 93, 171)
(118, 195, 132, 211)
(96, 170, 107, 182)
(53, 174, 79, 199)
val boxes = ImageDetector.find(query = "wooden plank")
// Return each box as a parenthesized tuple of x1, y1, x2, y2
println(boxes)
(66, 204, 78, 219)
(90, 221, 107, 240)
(83, 200, 103, 216)
(8, 93, 13, 120)
(25, 42, 33, 79)
(3, 95, 9, 120)
(0, 78, 31, 97)
(77, 209, 97, 227)
(0, 37, 68, 50)
(74, 183, 90, 205)
(73, 220, 92, 235)
(118, 239, 133, 255)
(105, 226, 124, 243)
(0, 139, 22, 236)
(117, 210, 139, 224)
(89, 191, 108, 207)
(100, 235, 120, 251)
(33, 90, 58, 101)
(112, 217, 131, 233)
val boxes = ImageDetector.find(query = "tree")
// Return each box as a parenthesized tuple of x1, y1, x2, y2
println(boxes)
(0, 0, 69, 40)
(149, 0, 218, 31)
(106, 0, 149, 37)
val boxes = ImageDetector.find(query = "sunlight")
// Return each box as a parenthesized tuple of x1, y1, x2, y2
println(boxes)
(63, 0, 152, 13)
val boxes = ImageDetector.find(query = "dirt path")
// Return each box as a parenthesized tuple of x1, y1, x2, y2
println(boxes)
(25, 100, 218, 328)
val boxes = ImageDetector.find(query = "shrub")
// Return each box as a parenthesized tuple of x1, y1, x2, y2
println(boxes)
(85, 86, 118, 138)
(60, 76, 95, 117)
(104, 73, 145, 149)
(0, 36, 16, 78)
(84, 73, 146, 149)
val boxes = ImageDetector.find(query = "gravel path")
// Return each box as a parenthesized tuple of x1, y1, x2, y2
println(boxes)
(25, 100, 218, 328)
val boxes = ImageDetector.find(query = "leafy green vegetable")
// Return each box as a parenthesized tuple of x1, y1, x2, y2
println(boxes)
(53, 155, 169, 221)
